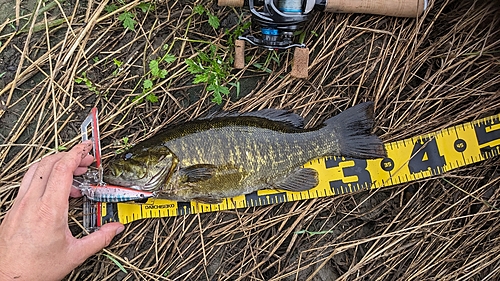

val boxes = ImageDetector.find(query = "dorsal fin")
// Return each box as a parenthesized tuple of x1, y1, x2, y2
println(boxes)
(202, 109, 304, 128)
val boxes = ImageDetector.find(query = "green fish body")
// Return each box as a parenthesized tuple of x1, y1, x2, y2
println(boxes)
(104, 102, 386, 203)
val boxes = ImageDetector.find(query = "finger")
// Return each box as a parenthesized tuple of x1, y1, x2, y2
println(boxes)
(23, 141, 93, 201)
(16, 162, 40, 200)
(79, 154, 95, 168)
(74, 167, 89, 175)
(23, 153, 66, 200)
(71, 223, 125, 264)
(74, 154, 94, 176)
(42, 141, 94, 205)
(69, 187, 82, 198)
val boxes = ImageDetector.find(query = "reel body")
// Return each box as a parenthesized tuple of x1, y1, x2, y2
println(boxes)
(238, 0, 318, 50)
(219, 0, 428, 77)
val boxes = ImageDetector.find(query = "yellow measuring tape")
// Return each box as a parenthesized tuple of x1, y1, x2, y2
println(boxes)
(83, 113, 500, 229)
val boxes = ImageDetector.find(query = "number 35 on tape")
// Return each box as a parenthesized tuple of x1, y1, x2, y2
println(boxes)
(84, 113, 500, 229)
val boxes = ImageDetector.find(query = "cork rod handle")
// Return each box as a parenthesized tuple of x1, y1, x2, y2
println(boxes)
(324, 0, 427, 17)
(218, 0, 244, 7)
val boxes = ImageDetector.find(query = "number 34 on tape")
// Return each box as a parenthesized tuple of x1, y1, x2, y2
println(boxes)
(318, 114, 500, 195)
(84, 113, 500, 229)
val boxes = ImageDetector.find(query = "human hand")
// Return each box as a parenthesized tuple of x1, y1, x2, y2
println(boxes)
(0, 141, 125, 281)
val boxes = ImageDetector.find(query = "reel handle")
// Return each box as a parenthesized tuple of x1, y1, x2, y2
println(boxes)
(321, 0, 427, 17)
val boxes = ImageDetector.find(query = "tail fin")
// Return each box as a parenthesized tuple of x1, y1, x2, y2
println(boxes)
(326, 102, 386, 159)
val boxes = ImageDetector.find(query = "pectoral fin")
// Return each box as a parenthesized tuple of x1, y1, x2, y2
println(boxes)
(274, 168, 319, 192)
(179, 164, 217, 182)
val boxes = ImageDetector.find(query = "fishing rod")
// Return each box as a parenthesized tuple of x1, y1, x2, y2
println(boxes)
(218, 0, 428, 77)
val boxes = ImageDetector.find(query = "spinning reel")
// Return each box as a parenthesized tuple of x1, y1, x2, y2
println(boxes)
(218, 0, 428, 77)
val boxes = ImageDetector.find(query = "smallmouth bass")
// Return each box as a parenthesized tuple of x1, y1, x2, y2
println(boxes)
(103, 102, 386, 203)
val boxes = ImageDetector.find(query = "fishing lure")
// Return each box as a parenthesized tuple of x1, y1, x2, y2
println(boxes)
(73, 176, 155, 203)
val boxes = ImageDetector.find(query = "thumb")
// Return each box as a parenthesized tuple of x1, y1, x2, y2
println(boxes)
(73, 223, 125, 262)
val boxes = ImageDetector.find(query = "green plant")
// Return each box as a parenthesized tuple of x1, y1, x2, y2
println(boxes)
(252, 50, 282, 74)
(103, 254, 128, 274)
(193, 5, 220, 29)
(137, 2, 154, 13)
(224, 21, 251, 47)
(118, 11, 136, 30)
(106, 1, 155, 31)
(115, 137, 132, 154)
(137, 44, 176, 103)
(75, 72, 100, 95)
(112, 58, 123, 76)
(185, 44, 231, 105)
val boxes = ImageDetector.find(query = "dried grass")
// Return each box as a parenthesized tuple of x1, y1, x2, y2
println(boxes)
(1, 0, 499, 280)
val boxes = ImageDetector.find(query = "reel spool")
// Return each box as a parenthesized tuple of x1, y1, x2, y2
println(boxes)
(219, 0, 428, 78)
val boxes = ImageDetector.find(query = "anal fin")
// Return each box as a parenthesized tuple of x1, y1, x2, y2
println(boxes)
(274, 168, 319, 192)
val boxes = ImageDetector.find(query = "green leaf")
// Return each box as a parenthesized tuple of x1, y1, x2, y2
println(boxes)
(208, 14, 220, 29)
(146, 93, 159, 103)
(143, 79, 153, 89)
(163, 54, 176, 64)
(57, 145, 67, 151)
(149, 60, 160, 76)
(113, 58, 123, 67)
(186, 59, 203, 74)
(229, 82, 240, 97)
(193, 73, 209, 84)
(198, 52, 210, 63)
(252, 62, 272, 73)
(219, 85, 229, 96)
(118, 12, 136, 31)
(208, 83, 223, 104)
(209, 44, 217, 56)
(137, 2, 154, 13)
(123, 16, 136, 30)
(212, 93, 222, 105)
(122, 137, 129, 145)
(104, 254, 128, 274)
(93, 57, 99, 63)
(131, 95, 144, 103)
(105, 4, 118, 13)
(74, 77, 83, 84)
(159, 69, 168, 79)
(193, 5, 205, 15)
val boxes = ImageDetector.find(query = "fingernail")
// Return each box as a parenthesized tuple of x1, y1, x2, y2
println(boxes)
(115, 225, 125, 235)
